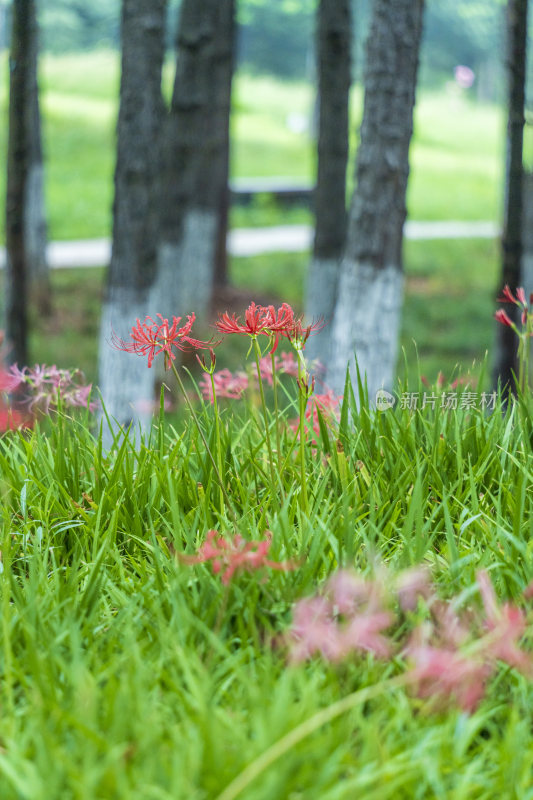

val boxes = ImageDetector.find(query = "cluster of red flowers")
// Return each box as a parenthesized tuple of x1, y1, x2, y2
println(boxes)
(112, 313, 214, 369)
(180, 529, 296, 585)
(215, 301, 324, 353)
(494, 284, 532, 331)
(6, 364, 96, 414)
(288, 567, 533, 713)
(113, 303, 324, 371)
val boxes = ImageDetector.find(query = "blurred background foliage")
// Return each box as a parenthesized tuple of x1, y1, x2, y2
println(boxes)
(0, 0, 522, 96)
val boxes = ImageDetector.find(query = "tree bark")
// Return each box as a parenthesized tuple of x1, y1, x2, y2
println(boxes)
(305, 0, 351, 369)
(5, 0, 34, 366)
(154, 0, 235, 322)
(97, 0, 167, 438)
(492, 0, 528, 393)
(25, 0, 50, 317)
(328, 0, 424, 401)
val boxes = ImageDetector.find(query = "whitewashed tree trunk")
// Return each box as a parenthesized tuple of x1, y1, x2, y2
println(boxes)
(97, 0, 166, 445)
(305, 0, 351, 370)
(25, 2, 50, 316)
(492, 0, 528, 391)
(154, 209, 218, 322)
(153, 0, 235, 325)
(523, 171, 533, 313)
(25, 162, 49, 313)
(328, 0, 424, 402)
(98, 289, 154, 438)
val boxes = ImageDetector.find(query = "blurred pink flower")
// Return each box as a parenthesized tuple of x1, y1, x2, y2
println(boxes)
(199, 368, 249, 403)
(395, 566, 434, 612)
(181, 529, 296, 584)
(289, 569, 393, 663)
(406, 624, 491, 713)
(290, 596, 345, 662)
(477, 570, 532, 675)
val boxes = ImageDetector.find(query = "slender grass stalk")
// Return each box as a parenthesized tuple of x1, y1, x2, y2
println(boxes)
(209, 371, 225, 515)
(271, 350, 282, 465)
(1, 521, 15, 721)
(215, 674, 410, 800)
(169, 360, 234, 521)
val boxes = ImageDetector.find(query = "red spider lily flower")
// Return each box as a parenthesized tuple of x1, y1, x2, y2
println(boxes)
(0, 368, 24, 393)
(283, 315, 326, 350)
(395, 566, 434, 612)
(112, 313, 212, 368)
(494, 309, 514, 328)
(180, 529, 296, 584)
(215, 302, 295, 352)
(215, 302, 275, 337)
(263, 302, 296, 352)
(406, 625, 492, 713)
(498, 284, 528, 308)
(477, 570, 532, 675)
(289, 596, 346, 662)
(199, 369, 249, 403)
(278, 351, 299, 377)
(289, 569, 394, 663)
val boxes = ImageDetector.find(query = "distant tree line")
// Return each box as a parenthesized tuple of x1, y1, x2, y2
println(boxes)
(0, 0, 516, 90)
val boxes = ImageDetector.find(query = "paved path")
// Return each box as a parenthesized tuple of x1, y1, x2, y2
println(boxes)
(0, 221, 499, 270)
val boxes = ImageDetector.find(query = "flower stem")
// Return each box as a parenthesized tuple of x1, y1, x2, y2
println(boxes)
(252, 339, 279, 503)
(215, 673, 410, 800)
(297, 350, 308, 515)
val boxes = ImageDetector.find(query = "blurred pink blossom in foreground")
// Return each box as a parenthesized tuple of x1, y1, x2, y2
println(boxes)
(288, 566, 533, 713)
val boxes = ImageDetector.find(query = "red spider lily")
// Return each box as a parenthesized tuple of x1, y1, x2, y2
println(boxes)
(199, 368, 249, 403)
(215, 302, 295, 352)
(477, 570, 532, 675)
(215, 302, 275, 337)
(0, 368, 23, 393)
(180, 529, 296, 584)
(494, 309, 514, 328)
(406, 625, 491, 713)
(289, 569, 394, 663)
(282, 315, 325, 350)
(112, 313, 212, 368)
(498, 284, 528, 308)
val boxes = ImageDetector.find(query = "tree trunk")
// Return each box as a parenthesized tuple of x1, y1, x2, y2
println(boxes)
(523, 172, 533, 305)
(5, 0, 33, 366)
(492, 0, 528, 393)
(328, 0, 424, 401)
(305, 0, 351, 370)
(154, 0, 235, 322)
(97, 0, 167, 438)
(25, 0, 50, 317)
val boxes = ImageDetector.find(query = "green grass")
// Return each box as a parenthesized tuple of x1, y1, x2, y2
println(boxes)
(0, 51, 505, 241)
(0, 343, 531, 798)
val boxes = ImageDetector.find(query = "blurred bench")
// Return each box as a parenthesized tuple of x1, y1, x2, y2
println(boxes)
(230, 178, 314, 206)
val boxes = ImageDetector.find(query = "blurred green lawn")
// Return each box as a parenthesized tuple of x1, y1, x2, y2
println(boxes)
(0, 50, 505, 241)
(0, 51, 503, 388)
